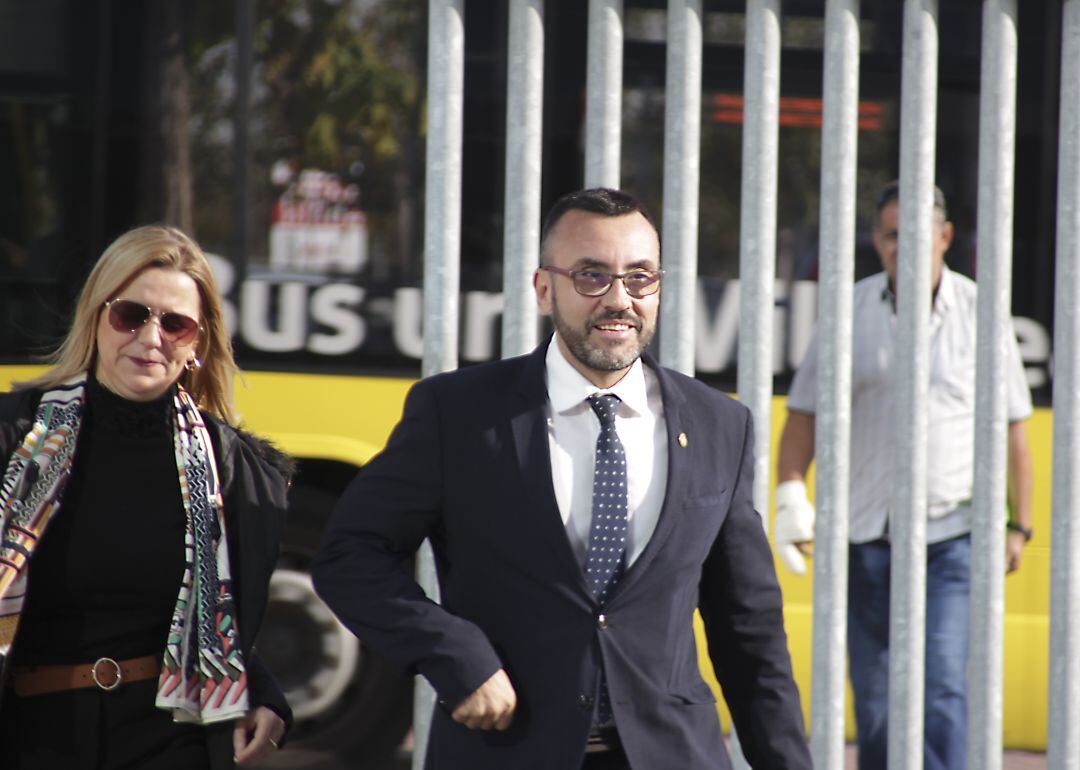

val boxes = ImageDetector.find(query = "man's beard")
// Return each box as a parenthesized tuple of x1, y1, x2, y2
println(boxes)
(551, 294, 656, 373)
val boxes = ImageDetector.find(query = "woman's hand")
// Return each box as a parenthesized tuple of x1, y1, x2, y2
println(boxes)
(233, 705, 286, 765)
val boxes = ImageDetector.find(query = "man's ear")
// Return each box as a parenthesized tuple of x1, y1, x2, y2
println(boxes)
(940, 220, 955, 250)
(534, 268, 553, 316)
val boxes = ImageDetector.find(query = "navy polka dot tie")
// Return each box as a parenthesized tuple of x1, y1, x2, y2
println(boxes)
(585, 393, 628, 726)
(585, 394, 628, 602)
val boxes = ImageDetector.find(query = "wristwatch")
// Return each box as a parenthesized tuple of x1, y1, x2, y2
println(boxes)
(1006, 520, 1034, 542)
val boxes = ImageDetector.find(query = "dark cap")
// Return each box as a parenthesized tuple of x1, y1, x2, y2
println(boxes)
(875, 179, 948, 220)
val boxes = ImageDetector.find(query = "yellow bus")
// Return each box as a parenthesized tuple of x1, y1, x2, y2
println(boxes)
(0, 359, 1054, 756)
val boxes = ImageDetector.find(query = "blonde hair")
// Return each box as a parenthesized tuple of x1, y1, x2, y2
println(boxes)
(19, 225, 240, 425)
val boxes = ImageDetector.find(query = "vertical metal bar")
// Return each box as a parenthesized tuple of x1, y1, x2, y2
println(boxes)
(810, 2, 859, 768)
(416, 1, 465, 766)
(585, 0, 623, 188)
(502, 0, 544, 358)
(890, 2, 938, 767)
(658, 0, 702, 377)
(737, 0, 782, 523)
(969, 3, 1018, 769)
(733, 4, 780, 767)
(422, 0, 465, 379)
(1049, 4, 1080, 769)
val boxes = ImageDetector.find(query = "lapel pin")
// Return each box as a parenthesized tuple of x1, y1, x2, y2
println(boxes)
(677, 432, 688, 447)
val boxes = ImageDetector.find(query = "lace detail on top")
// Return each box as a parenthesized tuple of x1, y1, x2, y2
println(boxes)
(86, 376, 174, 438)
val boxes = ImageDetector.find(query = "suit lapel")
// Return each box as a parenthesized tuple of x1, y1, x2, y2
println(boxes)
(608, 353, 689, 599)
(508, 346, 696, 603)
(508, 343, 591, 593)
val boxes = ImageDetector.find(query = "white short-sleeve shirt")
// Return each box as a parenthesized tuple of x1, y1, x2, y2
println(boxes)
(786, 267, 1033, 544)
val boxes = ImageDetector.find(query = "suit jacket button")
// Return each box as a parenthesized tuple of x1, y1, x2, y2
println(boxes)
(578, 694, 594, 710)
(597, 613, 609, 629)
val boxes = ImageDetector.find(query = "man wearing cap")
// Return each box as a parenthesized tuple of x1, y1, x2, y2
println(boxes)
(313, 188, 812, 769)
(773, 180, 1034, 770)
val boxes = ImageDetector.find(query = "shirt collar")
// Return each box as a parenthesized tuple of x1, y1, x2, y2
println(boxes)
(877, 265, 956, 317)
(545, 333, 649, 416)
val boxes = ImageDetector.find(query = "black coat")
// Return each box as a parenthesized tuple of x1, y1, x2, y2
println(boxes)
(312, 344, 811, 770)
(0, 386, 293, 769)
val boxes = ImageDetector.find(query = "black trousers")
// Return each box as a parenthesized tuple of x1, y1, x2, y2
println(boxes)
(0, 679, 210, 770)
(581, 746, 632, 770)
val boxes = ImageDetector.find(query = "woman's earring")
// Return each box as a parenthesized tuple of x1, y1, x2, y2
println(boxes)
(185, 356, 202, 372)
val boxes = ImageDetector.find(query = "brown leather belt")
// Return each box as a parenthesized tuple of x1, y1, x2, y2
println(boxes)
(585, 726, 622, 754)
(11, 655, 160, 697)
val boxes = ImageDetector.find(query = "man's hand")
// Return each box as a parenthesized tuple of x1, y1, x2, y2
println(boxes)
(452, 669, 517, 731)
(1006, 530, 1027, 574)
(775, 480, 816, 576)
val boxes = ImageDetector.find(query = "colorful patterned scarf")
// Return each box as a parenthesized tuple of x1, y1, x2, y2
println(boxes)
(0, 375, 248, 724)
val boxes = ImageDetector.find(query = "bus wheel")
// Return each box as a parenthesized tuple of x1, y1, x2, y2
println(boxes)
(255, 484, 412, 766)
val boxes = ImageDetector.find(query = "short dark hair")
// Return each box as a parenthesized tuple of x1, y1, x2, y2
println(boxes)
(874, 179, 948, 221)
(539, 188, 659, 265)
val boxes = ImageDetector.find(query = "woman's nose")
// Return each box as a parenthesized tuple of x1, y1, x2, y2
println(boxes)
(134, 317, 164, 345)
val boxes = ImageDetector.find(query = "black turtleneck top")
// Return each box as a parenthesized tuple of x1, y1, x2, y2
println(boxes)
(12, 377, 187, 666)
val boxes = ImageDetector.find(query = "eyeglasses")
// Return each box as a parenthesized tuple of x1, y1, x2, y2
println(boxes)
(541, 266, 663, 298)
(104, 299, 201, 345)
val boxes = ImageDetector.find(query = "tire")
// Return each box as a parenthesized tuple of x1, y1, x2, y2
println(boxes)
(255, 483, 412, 767)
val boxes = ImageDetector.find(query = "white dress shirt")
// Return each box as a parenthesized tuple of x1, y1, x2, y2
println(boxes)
(787, 267, 1033, 544)
(545, 335, 668, 567)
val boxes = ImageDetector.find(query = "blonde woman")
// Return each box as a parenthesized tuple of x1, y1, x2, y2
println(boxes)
(0, 226, 293, 768)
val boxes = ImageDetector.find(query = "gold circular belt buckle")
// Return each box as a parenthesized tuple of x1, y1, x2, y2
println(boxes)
(91, 657, 123, 691)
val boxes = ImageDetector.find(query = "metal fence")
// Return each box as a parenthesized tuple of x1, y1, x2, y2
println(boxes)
(811, 2, 859, 767)
(1050, 6, 1080, 770)
(416, 1, 1080, 768)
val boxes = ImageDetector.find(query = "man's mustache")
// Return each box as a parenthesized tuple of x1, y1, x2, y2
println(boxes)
(588, 311, 643, 330)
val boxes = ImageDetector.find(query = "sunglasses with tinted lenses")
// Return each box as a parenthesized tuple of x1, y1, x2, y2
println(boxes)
(104, 299, 201, 345)
(540, 266, 663, 298)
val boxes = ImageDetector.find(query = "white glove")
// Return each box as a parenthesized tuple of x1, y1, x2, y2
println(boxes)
(774, 480, 816, 576)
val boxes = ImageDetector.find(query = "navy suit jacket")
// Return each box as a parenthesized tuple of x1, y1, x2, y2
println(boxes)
(312, 343, 811, 769)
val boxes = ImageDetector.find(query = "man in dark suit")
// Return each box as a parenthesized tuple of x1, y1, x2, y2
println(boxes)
(311, 188, 811, 769)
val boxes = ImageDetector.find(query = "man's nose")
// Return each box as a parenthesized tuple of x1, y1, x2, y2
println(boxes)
(601, 276, 633, 309)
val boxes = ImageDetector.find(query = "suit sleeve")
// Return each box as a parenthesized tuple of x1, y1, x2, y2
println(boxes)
(310, 380, 503, 709)
(698, 408, 812, 770)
